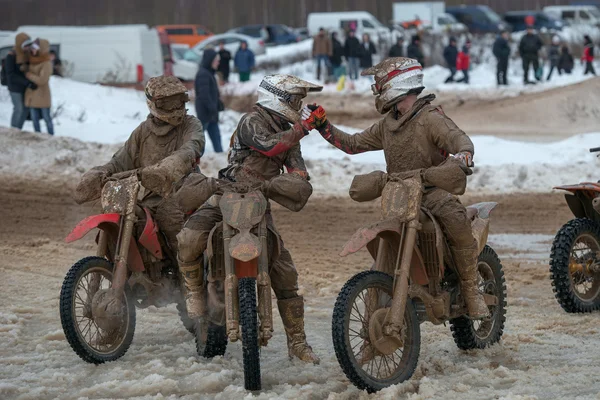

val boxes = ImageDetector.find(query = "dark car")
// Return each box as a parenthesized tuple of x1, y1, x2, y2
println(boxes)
(446, 5, 511, 34)
(228, 24, 300, 46)
(504, 11, 564, 32)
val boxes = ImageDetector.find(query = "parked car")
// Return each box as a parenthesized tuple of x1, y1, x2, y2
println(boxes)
(504, 11, 564, 32)
(191, 32, 266, 56)
(446, 5, 510, 33)
(544, 6, 600, 27)
(170, 43, 198, 81)
(436, 12, 468, 33)
(307, 11, 392, 47)
(294, 27, 310, 41)
(228, 24, 300, 46)
(156, 24, 213, 48)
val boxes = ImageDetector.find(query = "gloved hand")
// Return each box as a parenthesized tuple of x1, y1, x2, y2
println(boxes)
(452, 151, 473, 168)
(27, 81, 38, 90)
(73, 169, 108, 204)
(301, 104, 328, 131)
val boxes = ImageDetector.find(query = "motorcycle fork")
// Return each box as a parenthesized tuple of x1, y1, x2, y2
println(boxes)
(223, 221, 240, 342)
(86, 231, 109, 304)
(256, 218, 273, 346)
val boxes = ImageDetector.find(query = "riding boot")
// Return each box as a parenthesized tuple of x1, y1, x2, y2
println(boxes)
(277, 296, 320, 364)
(178, 257, 205, 319)
(452, 243, 490, 319)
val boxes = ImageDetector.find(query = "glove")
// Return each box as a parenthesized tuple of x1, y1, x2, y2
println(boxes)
(73, 169, 108, 204)
(452, 151, 473, 168)
(301, 104, 328, 131)
(27, 81, 38, 90)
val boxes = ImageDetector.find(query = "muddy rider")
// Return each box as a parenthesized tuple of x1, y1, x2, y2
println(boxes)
(177, 74, 322, 363)
(302, 58, 489, 319)
(73, 75, 205, 251)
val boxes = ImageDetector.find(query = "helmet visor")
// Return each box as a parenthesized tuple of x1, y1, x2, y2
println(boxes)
(154, 93, 189, 111)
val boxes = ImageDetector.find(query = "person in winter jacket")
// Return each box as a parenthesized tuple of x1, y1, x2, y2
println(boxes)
(407, 35, 425, 67)
(313, 28, 332, 81)
(443, 37, 458, 83)
(217, 41, 232, 84)
(344, 30, 362, 80)
(177, 74, 323, 364)
(519, 26, 543, 84)
(583, 35, 596, 76)
(24, 39, 54, 135)
(359, 33, 376, 70)
(5, 32, 36, 129)
(493, 30, 511, 86)
(388, 37, 404, 58)
(558, 45, 574, 74)
(195, 49, 223, 153)
(547, 36, 561, 81)
(234, 41, 255, 82)
(49, 50, 63, 77)
(303, 57, 490, 320)
(330, 32, 345, 80)
(456, 40, 471, 84)
(73, 75, 205, 254)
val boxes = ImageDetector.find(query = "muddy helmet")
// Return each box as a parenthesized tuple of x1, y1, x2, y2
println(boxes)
(362, 57, 425, 114)
(256, 74, 323, 123)
(145, 75, 189, 126)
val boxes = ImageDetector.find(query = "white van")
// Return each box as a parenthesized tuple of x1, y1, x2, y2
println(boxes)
(307, 11, 391, 46)
(1, 25, 164, 84)
(544, 6, 600, 26)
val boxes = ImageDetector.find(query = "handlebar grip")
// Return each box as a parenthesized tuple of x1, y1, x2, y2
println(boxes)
(590, 147, 600, 153)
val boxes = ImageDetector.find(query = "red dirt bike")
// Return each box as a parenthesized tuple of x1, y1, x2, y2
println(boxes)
(550, 147, 600, 313)
(331, 166, 507, 393)
(60, 171, 225, 364)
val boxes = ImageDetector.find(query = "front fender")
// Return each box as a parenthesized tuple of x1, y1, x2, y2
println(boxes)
(340, 218, 402, 257)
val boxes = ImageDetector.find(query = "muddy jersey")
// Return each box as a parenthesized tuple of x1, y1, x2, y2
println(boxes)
(219, 106, 308, 183)
(318, 94, 473, 173)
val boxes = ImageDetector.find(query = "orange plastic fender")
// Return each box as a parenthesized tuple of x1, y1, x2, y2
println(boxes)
(340, 218, 402, 257)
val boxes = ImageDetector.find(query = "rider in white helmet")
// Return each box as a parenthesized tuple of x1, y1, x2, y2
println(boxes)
(177, 74, 323, 364)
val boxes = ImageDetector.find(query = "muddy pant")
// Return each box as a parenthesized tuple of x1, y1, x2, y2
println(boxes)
(177, 197, 299, 300)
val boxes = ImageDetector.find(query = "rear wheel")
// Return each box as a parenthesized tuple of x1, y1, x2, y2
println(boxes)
(550, 218, 600, 313)
(239, 277, 261, 391)
(60, 256, 136, 364)
(195, 319, 228, 359)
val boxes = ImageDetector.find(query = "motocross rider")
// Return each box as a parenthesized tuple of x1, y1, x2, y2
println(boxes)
(73, 75, 205, 251)
(176, 74, 322, 364)
(302, 58, 489, 319)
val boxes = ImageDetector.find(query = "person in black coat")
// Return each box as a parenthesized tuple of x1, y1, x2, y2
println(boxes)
(194, 49, 223, 153)
(443, 37, 458, 83)
(359, 33, 376, 69)
(407, 35, 425, 67)
(217, 41, 232, 84)
(519, 26, 543, 84)
(558, 45, 574, 74)
(330, 32, 345, 79)
(5, 33, 36, 129)
(493, 30, 511, 85)
(344, 30, 362, 80)
(388, 37, 404, 58)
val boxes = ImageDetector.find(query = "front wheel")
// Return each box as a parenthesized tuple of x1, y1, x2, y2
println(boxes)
(550, 218, 600, 313)
(450, 245, 507, 350)
(332, 270, 421, 393)
(239, 277, 261, 391)
(60, 256, 136, 364)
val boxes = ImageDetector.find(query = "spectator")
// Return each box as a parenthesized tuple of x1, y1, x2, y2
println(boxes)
(546, 35, 561, 81)
(456, 39, 471, 84)
(330, 32, 345, 80)
(344, 30, 361, 80)
(312, 27, 332, 81)
(388, 37, 404, 58)
(443, 36, 458, 83)
(583, 35, 596, 76)
(5, 33, 36, 129)
(493, 30, 511, 86)
(234, 41, 255, 82)
(25, 39, 54, 135)
(217, 41, 232, 84)
(407, 35, 425, 67)
(359, 33, 376, 70)
(195, 49, 223, 153)
(558, 45, 574, 74)
(49, 50, 63, 77)
(519, 25, 543, 84)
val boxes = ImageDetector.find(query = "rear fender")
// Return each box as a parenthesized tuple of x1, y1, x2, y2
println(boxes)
(340, 218, 401, 257)
(467, 202, 498, 220)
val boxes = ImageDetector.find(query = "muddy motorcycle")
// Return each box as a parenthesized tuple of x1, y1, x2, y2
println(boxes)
(331, 167, 507, 393)
(195, 177, 312, 391)
(60, 172, 212, 364)
(550, 147, 600, 313)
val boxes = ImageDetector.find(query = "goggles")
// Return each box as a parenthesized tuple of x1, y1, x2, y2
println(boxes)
(147, 93, 189, 111)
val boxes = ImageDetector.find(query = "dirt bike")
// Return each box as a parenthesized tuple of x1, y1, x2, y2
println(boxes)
(60, 171, 222, 364)
(331, 167, 507, 393)
(195, 176, 312, 391)
(550, 146, 600, 313)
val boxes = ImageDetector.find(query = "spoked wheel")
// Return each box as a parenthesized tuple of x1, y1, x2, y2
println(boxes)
(195, 317, 228, 359)
(550, 218, 600, 313)
(239, 277, 261, 391)
(450, 245, 507, 350)
(60, 256, 136, 364)
(332, 271, 420, 393)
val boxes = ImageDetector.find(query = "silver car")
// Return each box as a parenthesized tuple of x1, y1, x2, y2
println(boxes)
(191, 33, 266, 56)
